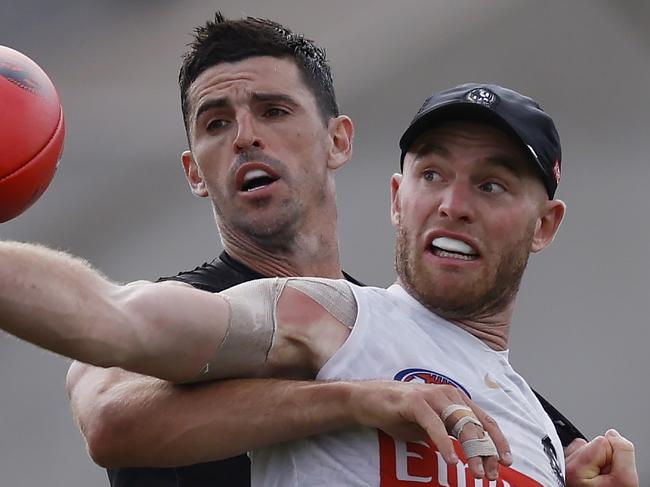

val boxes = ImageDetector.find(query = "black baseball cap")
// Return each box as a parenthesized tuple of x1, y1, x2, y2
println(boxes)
(399, 83, 562, 198)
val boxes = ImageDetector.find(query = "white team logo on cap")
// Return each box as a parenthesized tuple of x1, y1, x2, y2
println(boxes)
(465, 87, 499, 107)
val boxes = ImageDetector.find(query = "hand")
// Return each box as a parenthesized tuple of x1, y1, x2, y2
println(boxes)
(565, 429, 638, 487)
(346, 380, 512, 481)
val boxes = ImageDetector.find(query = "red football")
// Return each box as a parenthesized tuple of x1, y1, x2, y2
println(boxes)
(0, 46, 64, 223)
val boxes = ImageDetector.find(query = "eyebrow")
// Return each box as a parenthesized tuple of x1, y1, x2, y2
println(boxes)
(410, 141, 529, 178)
(250, 92, 298, 106)
(193, 92, 299, 128)
(193, 97, 229, 127)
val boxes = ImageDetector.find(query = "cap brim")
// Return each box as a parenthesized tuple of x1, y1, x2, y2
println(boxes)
(400, 102, 527, 159)
(399, 101, 551, 195)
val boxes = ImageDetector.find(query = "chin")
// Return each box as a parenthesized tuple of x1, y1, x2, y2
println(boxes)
(406, 272, 494, 317)
(241, 214, 300, 244)
(425, 269, 485, 296)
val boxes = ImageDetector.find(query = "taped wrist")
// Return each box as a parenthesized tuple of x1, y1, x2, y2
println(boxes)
(186, 277, 356, 382)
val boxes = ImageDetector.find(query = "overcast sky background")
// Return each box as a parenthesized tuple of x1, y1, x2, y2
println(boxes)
(1, 1, 649, 485)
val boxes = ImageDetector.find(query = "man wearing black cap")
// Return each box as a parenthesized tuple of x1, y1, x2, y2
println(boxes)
(389, 83, 638, 486)
(399, 83, 562, 198)
(0, 83, 638, 486)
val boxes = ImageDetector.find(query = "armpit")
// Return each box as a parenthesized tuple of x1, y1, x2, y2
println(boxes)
(284, 278, 357, 329)
(184, 278, 357, 383)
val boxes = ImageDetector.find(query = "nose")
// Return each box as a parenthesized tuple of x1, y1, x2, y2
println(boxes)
(437, 181, 475, 223)
(233, 112, 264, 153)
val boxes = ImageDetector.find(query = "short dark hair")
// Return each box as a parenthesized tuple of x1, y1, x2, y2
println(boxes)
(179, 12, 339, 138)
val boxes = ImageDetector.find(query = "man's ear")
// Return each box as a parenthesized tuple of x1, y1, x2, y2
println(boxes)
(390, 173, 403, 227)
(181, 150, 209, 198)
(531, 199, 566, 252)
(326, 115, 354, 170)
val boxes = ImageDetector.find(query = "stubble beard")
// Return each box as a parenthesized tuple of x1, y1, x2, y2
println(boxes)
(214, 194, 304, 253)
(395, 223, 535, 321)
(215, 178, 329, 255)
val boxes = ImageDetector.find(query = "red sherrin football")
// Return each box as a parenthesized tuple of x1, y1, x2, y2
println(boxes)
(0, 46, 64, 223)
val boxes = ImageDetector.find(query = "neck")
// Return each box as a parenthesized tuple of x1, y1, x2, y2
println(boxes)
(397, 279, 513, 351)
(449, 312, 512, 351)
(223, 236, 344, 279)
(219, 213, 344, 280)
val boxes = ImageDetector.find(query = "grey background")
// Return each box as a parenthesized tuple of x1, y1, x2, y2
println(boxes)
(1, 1, 648, 485)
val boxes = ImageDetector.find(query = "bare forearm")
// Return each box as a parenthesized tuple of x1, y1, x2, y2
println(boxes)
(0, 241, 226, 382)
(69, 363, 356, 468)
(0, 241, 127, 366)
(145, 378, 356, 465)
(70, 363, 512, 480)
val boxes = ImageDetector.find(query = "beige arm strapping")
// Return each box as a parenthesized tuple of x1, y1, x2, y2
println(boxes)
(285, 277, 357, 329)
(186, 278, 357, 382)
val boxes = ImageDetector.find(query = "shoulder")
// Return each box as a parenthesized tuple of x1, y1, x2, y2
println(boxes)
(156, 259, 250, 293)
(342, 270, 365, 286)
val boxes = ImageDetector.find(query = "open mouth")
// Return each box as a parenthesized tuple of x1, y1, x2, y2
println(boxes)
(241, 169, 278, 192)
(236, 165, 280, 193)
(430, 236, 479, 261)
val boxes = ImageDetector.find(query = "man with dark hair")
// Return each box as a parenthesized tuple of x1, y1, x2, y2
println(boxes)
(63, 13, 506, 487)
(178, 13, 339, 130)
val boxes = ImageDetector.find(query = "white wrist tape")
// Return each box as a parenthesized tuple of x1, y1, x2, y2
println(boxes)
(187, 277, 356, 382)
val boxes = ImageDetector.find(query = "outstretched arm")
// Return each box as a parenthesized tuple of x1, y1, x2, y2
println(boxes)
(0, 241, 229, 382)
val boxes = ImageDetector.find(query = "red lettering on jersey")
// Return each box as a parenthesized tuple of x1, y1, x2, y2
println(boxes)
(378, 431, 542, 487)
(406, 373, 450, 385)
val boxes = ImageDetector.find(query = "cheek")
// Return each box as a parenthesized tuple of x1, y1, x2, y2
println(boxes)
(196, 137, 229, 168)
(193, 154, 229, 193)
(485, 209, 535, 246)
(285, 132, 310, 157)
(286, 134, 330, 178)
(279, 119, 327, 154)
(401, 191, 434, 226)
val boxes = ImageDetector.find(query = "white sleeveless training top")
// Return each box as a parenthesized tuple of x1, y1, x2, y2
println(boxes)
(251, 284, 566, 487)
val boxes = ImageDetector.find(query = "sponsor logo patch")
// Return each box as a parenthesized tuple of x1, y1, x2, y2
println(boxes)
(378, 432, 543, 486)
(394, 368, 471, 398)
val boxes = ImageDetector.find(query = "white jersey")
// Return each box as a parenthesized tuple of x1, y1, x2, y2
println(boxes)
(251, 284, 566, 487)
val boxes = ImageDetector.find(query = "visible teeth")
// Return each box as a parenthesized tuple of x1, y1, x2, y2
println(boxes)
(243, 169, 271, 183)
(434, 249, 476, 260)
(432, 237, 476, 255)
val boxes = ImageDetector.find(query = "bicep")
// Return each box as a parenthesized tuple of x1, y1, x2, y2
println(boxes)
(142, 278, 355, 383)
(188, 278, 352, 382)
(113, 281, 231, 382)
